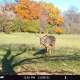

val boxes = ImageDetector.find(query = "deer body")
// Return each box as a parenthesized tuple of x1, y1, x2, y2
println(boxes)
(40, 35, 56, 55)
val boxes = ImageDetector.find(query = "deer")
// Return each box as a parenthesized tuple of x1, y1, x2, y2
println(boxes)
(40, 34, 56, 55)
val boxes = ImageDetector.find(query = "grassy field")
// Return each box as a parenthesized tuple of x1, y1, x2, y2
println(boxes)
(0, 32, 80, 75)
(0, 32, 80, 49)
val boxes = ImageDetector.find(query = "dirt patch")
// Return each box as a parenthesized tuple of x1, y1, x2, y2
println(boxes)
(17, 71, 73, 75)
(18, 71, 53, 75)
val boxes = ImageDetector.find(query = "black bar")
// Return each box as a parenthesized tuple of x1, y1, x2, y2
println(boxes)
(0, 75, 80, 80)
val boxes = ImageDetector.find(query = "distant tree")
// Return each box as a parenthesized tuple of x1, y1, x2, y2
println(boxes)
(62, 7, 80, 34)
(0, 7, 16, 33)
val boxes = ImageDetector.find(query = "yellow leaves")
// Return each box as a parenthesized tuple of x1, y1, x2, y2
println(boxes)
(43, 3, 64, 26)
(54, 27, 64, 34)
(44, 3, 60, 16)
(54, 16, 64, 26)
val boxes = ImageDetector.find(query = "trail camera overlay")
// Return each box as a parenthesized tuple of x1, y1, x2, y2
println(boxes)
(0, 0, 80, 79)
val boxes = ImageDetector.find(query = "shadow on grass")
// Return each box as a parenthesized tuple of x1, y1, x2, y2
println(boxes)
(0, 47, 47, 75)
(0, 46, 80, 75)
(43, 54, 80, 61)
(33, 48, 47, 56)
(1, 49, 16, 75)
(13, 53, 80, 67)
(1, 47, 27, 75)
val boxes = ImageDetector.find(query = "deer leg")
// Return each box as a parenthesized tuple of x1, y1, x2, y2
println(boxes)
(49, 46, 55, 55)
(45, 47, 48, 55)
(51, 44, 55, 55)
(49, 47, 52, 55)
(46, 47, 51, 56)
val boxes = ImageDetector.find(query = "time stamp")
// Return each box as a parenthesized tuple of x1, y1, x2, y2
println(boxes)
(0, 75, 79, 80)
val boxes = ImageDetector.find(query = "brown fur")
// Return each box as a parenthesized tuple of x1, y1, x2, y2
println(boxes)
(40, 35, 56, 55)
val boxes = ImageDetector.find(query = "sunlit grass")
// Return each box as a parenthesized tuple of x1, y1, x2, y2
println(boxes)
(0, 33, 80, 49)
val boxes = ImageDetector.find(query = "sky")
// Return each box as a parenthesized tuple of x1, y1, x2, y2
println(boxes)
(0, 0, 80, 12)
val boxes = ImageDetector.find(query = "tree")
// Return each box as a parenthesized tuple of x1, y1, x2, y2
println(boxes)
(14, 0, 64, 33)
(15, 0, 41, 20)
(62, 7, 80, 34)
(43, 3, 64, 26)
(39, 9, 49, 33)
(0, 4, 17, 33)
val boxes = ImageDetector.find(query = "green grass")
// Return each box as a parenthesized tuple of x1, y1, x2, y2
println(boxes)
(0, 32, 80, 49)
(0, 32, 80, 75)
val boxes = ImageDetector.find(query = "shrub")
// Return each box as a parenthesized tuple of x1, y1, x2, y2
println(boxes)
(54, 26, 64, 34)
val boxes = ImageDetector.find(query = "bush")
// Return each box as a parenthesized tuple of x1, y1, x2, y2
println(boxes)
(54, 26, 64, 34)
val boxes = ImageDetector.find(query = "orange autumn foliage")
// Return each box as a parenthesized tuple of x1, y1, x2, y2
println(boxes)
(54, 16, 64, 26)
(54, 27, 64, 34)
(15, 0, 42, 20)
(15, 0, 31, 20)
(42, 3, 64, 26)
(15, 0, 64, 26)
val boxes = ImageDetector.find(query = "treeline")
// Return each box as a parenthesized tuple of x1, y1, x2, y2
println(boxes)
(0, 0, 64, 34)
(0, 0, 80, 34)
